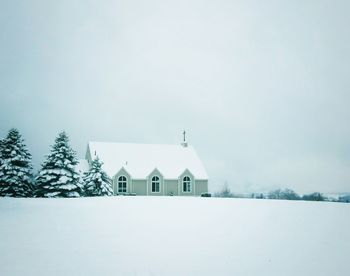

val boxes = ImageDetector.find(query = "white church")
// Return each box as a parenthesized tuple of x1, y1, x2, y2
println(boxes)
(79, 133, 209, 196)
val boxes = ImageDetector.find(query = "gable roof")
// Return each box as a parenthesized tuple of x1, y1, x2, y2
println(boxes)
(76, 159, 89, 174)
(87, 142, 208, 180)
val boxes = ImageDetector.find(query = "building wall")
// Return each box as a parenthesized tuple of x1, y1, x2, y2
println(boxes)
(178, 170, 195, 196)
(164, 180, 179, 196)
(178, 183, 195, 196)
(147, 170, 164, 196)
(106, 162, 208, 196)
(194, 180, 208, 196)
(111, 177, 209, 196)
(113, 168, 132, 194)
(132, 179, 147, 195)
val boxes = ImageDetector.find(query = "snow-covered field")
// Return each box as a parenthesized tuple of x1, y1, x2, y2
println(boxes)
(0, 197, 349, 276)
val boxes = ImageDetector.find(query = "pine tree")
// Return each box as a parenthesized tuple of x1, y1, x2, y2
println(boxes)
(35, 131, 83, 197)
(0, 129, 33, 197)
(83, 157, 113, 196)
(0, 138, 3, 167)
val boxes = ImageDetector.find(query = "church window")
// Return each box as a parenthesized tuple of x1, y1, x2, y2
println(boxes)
(118, 175, 127, 193)
(151, 176, 160, 193)
(183, 176, 191, 192)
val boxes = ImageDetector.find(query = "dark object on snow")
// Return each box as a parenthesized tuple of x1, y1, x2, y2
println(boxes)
(201, 193, 211, 197)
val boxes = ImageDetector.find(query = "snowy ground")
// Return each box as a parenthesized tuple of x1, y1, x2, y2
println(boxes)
(0, 197, 349, 276)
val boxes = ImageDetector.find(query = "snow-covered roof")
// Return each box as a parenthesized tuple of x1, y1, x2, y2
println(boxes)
(87, 142, 208, 180)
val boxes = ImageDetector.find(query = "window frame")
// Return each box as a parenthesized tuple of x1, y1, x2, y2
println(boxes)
(151, 175, 161, 193)
(117, 175, 127, 193)
(182, 176, 191, 193)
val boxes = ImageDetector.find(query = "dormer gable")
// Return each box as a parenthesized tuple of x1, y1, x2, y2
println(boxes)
(179, 168, 194, 181)
(113, 166, 131, 181)
(147, 168, 164, 181)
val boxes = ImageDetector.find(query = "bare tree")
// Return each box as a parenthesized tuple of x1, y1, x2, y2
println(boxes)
(215, 182, 234, 198)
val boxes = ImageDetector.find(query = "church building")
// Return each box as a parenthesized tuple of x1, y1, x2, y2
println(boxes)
(79, 134, 208, 196)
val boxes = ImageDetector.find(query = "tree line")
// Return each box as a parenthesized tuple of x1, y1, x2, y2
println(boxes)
(0, 129, 112, 198)
(214, 182, 347, 203)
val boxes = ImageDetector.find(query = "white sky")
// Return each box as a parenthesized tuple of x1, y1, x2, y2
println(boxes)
(1, 0, 350, 194)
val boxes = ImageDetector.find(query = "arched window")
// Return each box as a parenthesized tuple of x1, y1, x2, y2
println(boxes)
(151, 176, 160, 193)
(183, 176, 191, 192)
(118, 176, 127, 193)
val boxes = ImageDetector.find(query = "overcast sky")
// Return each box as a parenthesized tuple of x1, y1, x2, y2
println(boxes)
(1, 0, 350, 194)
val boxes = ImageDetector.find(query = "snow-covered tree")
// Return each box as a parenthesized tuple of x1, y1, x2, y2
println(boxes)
(35, 131, 83, 198)
(83, 157, 113, 196)
(0, 138, 4, 167)
(0, 129, 33, 197)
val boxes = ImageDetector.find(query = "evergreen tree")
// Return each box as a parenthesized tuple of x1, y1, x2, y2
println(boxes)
(0, 129, 33, 197)
(36, 131, 83, 197)
(83, 157, 113, 196)
(0, 138, 3, 167)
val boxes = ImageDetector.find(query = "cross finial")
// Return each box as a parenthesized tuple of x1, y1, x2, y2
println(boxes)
(181, 130, 188, 147)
